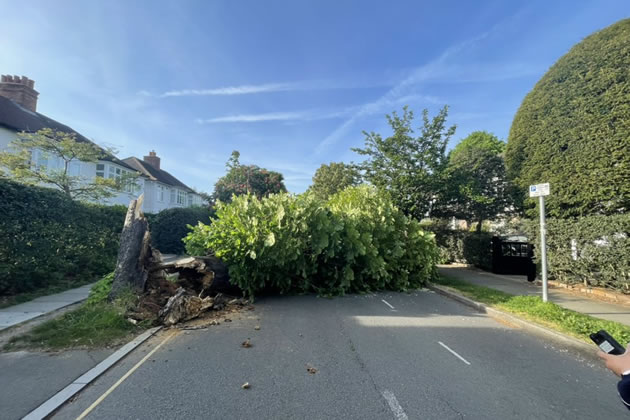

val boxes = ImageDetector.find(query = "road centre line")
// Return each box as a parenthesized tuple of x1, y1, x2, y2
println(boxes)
(438, 341, 471, 365)
(381, 299, 395, 310)
(76, 330, 179, 420)
(382, 390, 409, 420)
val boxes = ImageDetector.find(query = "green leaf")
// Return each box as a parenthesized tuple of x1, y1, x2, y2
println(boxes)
(264, 232, 276, 247)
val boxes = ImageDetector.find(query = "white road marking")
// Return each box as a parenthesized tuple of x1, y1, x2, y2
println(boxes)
(438, 341, 471, 365)
(382, 390, 409, 420)
(381, 299, 395, 310)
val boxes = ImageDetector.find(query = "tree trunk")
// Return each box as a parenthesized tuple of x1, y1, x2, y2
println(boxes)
(476, 218, 484, 233)
(109, 195, 154, 299)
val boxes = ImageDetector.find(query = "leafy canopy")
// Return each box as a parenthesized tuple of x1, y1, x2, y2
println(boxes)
(505, 18, 630, 218)
(443, 131, 512, 230)
(308, 162, 360, 199)
(185, 186, 438, 297)
(213, 150, 287, 203)
(352, 106, 456, 220)
(0, 128, 136, 201)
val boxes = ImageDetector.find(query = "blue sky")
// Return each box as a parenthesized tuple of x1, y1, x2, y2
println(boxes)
(1, 0, 628, 193)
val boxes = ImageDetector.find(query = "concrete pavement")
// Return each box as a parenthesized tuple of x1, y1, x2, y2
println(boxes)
(0, 349, 114, 420)
(0, 283, 94, 331)
(439, 265, 630, 327)
(52, 290, 626, 419)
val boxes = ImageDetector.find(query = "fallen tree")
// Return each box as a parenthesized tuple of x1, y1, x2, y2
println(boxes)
(109, 195, 243, 326)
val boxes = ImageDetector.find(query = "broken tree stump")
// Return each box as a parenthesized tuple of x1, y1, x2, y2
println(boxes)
(110, 195, 156, 300)
(159, 287, 215, 326)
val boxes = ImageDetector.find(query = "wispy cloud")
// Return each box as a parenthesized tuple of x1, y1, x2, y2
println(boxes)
(315, 32, 493, 154)
(196, 107, 357, 124)
(197, 111, 308, 124)
(161, 82, 298, 97)
(149, 77, 395, 98)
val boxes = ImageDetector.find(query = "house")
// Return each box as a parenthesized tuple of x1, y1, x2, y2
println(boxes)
(122, 151, 205, 213)
(0, 74, 203, 212)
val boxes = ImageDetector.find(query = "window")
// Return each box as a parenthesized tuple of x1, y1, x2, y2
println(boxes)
(96, 163, 105, 178)
(177, 189, 185, 205)
(37, 151, 48, 169)
(170, 188, 175, 203)
(158, 185, 164, 202)
(187, 194, 193, 207)
(68, 160, 80, 176)
(108, 166, 121, 180)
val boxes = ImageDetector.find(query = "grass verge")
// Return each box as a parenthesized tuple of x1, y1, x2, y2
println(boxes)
(433, 275, 630, 345)
(3, 274, 145, 351)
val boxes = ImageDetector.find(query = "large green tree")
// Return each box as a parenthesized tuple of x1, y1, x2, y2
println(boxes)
(443, 131, 511, 231)
(0, 128, 134, 201)
(352, 105, 456, 220)
(505, 18, 630, 218)
(213, 150, 287, 203)
(308, 162, 360, 199)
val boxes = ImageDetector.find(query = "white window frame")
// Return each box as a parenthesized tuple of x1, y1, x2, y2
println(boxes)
(177, 189, 185, 205)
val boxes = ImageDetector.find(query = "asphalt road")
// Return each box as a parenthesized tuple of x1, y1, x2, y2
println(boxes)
(53, 289, 628, 419)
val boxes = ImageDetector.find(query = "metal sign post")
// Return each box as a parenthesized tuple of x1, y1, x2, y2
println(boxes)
(529, 183, 550, 302)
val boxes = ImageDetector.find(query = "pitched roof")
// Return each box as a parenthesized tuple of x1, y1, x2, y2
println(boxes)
(122, 157, 194, 192)
(0, 95, 136, 171)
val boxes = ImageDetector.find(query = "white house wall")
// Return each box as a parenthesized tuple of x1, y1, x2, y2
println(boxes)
(1, 126, 204, 212)
(0, 126, 16, 150)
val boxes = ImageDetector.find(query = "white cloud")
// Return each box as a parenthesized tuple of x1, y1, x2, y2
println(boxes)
(196, 111, 308, 124)
(315, 32, 493, 154)
(161, 82, 298, 97)
(196, 107, 357, 124)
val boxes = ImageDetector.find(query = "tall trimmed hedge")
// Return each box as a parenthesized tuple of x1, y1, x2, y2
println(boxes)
(423, 221, 493, 269)
(506, 18, 630, 218)
(185, 186, 438, 297)
(524, 214, 630, 292)
(0, 179, 126, 296)
(150, 207, 214, 254)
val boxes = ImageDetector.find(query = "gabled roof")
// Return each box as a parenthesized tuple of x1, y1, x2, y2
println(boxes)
(0, 95, 136, 171)
(122, 157, 194, 192)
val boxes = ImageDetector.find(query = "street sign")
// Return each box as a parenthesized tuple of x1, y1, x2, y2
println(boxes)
(529, 182, 550, 302)
(529, 183, 550, 198)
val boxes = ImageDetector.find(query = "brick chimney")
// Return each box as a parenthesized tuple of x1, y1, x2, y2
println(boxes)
(143, 150, 161, 170)
(0, 75, 39, 112)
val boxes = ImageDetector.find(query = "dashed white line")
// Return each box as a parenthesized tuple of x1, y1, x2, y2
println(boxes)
(382, 390, 409, 420)
(438, 341, 471, 365)
(381, 299, 395, 310)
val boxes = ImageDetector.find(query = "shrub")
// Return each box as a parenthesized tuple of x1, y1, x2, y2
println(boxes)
(506, 18, 630, 218)
(0, 179, 126, 296)
(150, 207, 214, 254)
(524, 214, 630, 292)
(422, 220, 492, 269)
(184, 186, 438, 297)
(421, 220, 467, 264)
(462, 232, 493, 271)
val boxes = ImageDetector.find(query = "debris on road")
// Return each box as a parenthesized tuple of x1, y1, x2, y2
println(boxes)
(242, 382, 250, 389)
(159, 287, 215, 326)
(254, 326, 261, 331)
(306, 365, 318, 374)
(241, 339, 253, 348)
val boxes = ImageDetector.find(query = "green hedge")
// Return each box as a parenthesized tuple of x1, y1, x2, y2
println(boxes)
(185, 186, 438, 297)
(462, 232, 493, 271)
(524, 214, 630, 292)
(0, 179, 126, 296)
(506, 18, 630, 218)
(422, 221, 492, 270)
(150, 207, 213, 254)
